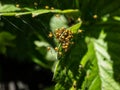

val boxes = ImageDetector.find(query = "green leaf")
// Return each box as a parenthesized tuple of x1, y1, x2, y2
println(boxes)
(34, 41, 57, 61)
(32, 9, 79, 17)
(113, 16, 120, 21)
(0, 6, 79, 16)
(50, 14, 68, 32)
(0, 4, 20, 12)
(81, 31, 120, 90)
(0, 31, 15, 54)
(68, 22, 82, 33)
(53, 24, 86, 89)
(34, 40, 58, 71)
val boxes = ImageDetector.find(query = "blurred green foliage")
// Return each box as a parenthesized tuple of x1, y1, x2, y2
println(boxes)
(0, 0, 120, 90)
(0, 31, 15, 54)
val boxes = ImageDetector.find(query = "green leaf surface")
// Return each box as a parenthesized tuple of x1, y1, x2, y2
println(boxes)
(81, 31, 120, 90)
(0, 4, 20, 12)
(113, 16, 120, 21)
(53, 22, 85, 90)
(0, 7, 79, 17)
(34, 41, 57, 61)
(68, 22, 82, 33)
(50, 14, 68, 32)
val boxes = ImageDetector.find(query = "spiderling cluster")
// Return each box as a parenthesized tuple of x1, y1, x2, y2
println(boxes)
(48, 27, 74, 53)
(55, 27, 74, 52)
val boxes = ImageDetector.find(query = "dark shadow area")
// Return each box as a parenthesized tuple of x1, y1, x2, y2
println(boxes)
(0, 54, 55, 90)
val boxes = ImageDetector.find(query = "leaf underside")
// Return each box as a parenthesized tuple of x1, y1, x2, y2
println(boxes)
(81, 31, 120, 90)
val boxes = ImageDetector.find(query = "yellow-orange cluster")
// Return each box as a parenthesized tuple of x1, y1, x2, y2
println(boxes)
(54, 28, 73, 52)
